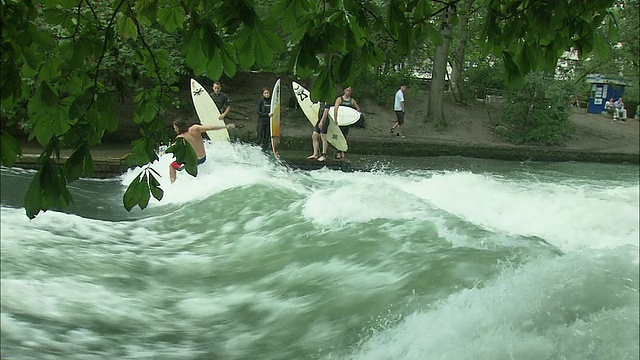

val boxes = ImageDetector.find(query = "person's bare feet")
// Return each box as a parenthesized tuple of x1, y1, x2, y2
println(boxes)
(317, 155, 326, 162)
(307, 154, 319, 160)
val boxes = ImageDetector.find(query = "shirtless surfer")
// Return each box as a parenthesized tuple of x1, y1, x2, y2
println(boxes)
(169, 118, 235, 183)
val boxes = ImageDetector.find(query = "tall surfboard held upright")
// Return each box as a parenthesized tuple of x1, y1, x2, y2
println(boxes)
(190, 78, 230, 142)
(270, 79, 281, 158)
(291, 81, 348, 152)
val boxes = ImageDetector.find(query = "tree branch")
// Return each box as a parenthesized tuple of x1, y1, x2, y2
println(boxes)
(88, 0, 126, 109)
(127, 2, 169, 111)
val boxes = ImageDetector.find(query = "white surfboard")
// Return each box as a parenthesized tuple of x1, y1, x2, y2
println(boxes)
(291, 81, 348, 152)
(270, 79, 281, 158)
(328, 106, 361, 126)
(190, 78, 230, 142)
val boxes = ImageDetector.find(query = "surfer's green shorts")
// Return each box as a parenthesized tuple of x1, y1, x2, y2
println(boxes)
(170, 156, 206, 171)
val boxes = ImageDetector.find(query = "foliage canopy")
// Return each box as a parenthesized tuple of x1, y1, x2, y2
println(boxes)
(0, 0, 619, 218)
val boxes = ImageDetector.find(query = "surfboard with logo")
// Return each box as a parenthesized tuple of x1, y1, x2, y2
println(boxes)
(291, 81, 348, 152)
(328, 106, 361, 126)
(270, 79, 281, 158)
(190, 78, 230, 142)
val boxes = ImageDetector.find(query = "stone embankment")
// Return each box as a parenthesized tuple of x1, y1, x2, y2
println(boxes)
(14, 134, 640, 179)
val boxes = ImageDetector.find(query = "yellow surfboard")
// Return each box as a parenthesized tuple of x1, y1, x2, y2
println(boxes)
(270, 79, 281, 158)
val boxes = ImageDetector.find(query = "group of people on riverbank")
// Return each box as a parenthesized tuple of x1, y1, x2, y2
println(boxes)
(305, 81, 407, 161)
(169, 80, 408, 181)
(604, 97, 628, 120)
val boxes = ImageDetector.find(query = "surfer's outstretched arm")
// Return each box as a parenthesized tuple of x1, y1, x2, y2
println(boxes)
(195, 124, 235, 132)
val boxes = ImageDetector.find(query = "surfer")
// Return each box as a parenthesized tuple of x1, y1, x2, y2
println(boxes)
(209, 81, 231, 120)
(169, 118, 235, 183)
(333, 86, 361, 159)
(256, 87, 271, 152)
(307, 102, 332, 162)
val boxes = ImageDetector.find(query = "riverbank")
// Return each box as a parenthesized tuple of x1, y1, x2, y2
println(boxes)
(14, 124, 639, 179)
(11, 72, 640, 177)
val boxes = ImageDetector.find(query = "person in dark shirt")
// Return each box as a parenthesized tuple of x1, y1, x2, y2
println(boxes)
(256, 87, 271, 151)
(333, 86, 361, 159)
(209, 81, 231, 120)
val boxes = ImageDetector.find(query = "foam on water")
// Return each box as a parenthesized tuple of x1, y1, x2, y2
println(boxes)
(120, 142, 305, 207)
(302, 170, 429, 225)
(405, 171, 640, 252)
(343, 249, 640, 360)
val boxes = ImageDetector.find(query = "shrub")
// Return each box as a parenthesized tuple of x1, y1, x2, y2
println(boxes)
(497, 72, 575, 146)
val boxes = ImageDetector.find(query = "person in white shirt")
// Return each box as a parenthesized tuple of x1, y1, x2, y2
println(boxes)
(604, 97, 615, 118)
(390, 81, 407, 138)
(614, 97, 627, 120)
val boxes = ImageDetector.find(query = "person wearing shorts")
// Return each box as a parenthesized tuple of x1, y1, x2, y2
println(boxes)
(170, 156, 207, 172)
(169, 118, 235, 183)
(333, 87, 361, 159)
(390, 81, 407, 138)
(307, 102, 331, 162)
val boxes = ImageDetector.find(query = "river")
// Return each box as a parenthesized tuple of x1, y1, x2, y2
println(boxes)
(1, 142, 638, 359)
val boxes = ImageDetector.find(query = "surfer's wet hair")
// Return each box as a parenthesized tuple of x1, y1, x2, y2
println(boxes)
(173, 118, 189, 134)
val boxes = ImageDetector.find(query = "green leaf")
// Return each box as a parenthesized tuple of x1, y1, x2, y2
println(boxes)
(138, 173, 151, 209)
(116, 16, 138, 40)
(136, 0, 159, 25)
(592, 29, 611, 59)
(184, 29, 206, 74)
(337, 52, 354, 86)
(123, 173, 146, 211)
(0, 131, 22, 167)
(134, 96, 158, 124)
(262, 29, 285, 53)
(129, 137, 157, 167)
(157, 6, 184, 33)
(56, 0, 79, 9)
(65, 144, 94, 181)
(96, 95, 118, 133)
(502, 51, 524, 88)
(606, 12, 618, 43)
(237, 30, 256, 68)
(148, 172, 164, 201)
(207, 51, 224, 81)
(24, 159, 74, 219)
(1, 64, 22, 101)
(397, 26, 410, 55)
(33, 28, 57, 51)
(25, 170, 44, 219)
(255, 32, 276, 67)
(311, 68, 333, 103)
(165, 138, 198, 177)
(221, 43, 237, 77)
(295, 40, 319, 77)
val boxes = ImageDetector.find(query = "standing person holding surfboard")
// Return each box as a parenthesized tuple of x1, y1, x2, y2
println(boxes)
(307, 102, 332, 162)
(168, 118, 235, 183)
(255, 87, 271, 152)
(209, 81, 231, 120)
(334, 86, 361, 159)
(390, 81, 407, 138)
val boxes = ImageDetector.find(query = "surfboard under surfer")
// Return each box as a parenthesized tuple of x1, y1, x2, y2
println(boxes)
(169, 118, 235, 183)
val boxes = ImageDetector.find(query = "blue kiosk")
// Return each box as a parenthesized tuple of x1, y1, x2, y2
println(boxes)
(586, 74, 630, 114)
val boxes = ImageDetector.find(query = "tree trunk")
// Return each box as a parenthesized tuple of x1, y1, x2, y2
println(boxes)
(450, 0, 474, 104)
(428, 2, 455, 127)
